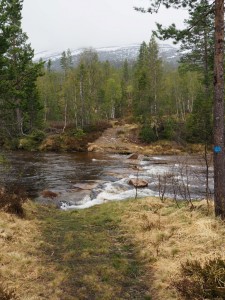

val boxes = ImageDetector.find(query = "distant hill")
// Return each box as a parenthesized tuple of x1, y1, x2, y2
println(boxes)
(34, 43, 179, 70)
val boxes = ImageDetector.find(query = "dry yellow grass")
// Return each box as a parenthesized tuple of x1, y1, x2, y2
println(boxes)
(0, 201, 64, 300)
(0, 197, 224, 300)
(121, 197, 225, 300)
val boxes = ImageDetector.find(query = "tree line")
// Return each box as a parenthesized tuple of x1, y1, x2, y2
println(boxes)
(0, 0, 213, 147)
(37, 36, 207, 144)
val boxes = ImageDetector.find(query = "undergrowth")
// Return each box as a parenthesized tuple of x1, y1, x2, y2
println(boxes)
(121, 198, 225, 300)
(0, 286, 17, 300)
(173, 257, 225, 299)
(0, 187, 26, 217)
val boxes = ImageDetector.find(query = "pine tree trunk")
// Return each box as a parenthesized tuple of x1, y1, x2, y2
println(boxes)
(213, 0, 225, 218)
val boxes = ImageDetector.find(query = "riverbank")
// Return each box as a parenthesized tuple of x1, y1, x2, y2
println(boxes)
(87, 122, 207, 155)
(0, 198, 224, 299)
(4, 120, 208, 155)
(45, 121, 210, 155)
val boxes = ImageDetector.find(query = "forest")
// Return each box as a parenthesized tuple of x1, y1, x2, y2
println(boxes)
(0, 0, 214, 149)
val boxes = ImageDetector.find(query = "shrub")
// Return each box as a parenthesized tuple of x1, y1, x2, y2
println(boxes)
(0, 187, 26, 218)
(139, 125, 157, 143)
(160, 118, 176, 140)
(3, 138, 19, 150)
(185, 92, 213, 144)
(18, 130, 46, 151)
(29, 129, 46, 142)
(173, 257, 225, 299)
(73, 129, 86, 139)
(18, 137, 35, 150)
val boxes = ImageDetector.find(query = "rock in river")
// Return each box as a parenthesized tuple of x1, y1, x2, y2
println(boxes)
(128, 179, 148, 188)
(127, 153, 139, 160)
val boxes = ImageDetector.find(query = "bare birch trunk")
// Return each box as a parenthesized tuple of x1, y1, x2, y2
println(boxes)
(62, 100, 67, 133)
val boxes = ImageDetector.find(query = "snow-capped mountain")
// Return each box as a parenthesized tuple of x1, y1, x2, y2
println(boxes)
(34, 43, 179, 69)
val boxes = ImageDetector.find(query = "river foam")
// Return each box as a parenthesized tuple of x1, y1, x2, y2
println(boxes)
(60, 177, 156, 210)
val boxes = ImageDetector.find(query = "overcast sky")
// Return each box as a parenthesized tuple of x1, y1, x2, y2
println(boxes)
(22, 0, 188, 53)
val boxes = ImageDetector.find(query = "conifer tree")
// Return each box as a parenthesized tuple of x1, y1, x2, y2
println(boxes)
(133, 37, 162, 122)
(0, 0, 43, 136)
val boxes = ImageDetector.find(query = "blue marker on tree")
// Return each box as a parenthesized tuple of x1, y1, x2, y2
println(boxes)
(214, 146, 222, 153)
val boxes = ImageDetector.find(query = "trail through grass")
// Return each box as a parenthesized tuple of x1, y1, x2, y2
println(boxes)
(1, 198, 224, 299)
(37, 202, 151, 300)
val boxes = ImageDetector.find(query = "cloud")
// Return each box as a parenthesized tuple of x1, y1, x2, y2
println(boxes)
(22, 0, 188, 52)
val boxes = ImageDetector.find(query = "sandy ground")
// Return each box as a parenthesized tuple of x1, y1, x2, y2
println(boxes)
(87, 122, 188, 155)
(88, 123, 142, 154)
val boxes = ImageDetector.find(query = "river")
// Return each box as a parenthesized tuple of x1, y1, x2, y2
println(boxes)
(0, 151, 214, 209)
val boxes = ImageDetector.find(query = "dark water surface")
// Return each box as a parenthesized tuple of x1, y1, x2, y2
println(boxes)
(0, 151, 214, 209)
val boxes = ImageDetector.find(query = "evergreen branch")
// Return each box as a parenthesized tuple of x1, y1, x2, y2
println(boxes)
(185, 2, 215, 33)
(154, 2, 215, 42)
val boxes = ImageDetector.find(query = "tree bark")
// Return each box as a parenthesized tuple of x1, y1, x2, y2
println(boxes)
(213, 0, 225, 218)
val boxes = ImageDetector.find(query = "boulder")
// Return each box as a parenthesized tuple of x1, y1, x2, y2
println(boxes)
(128, 179, 148, 188)
(127, 153, 139, 160)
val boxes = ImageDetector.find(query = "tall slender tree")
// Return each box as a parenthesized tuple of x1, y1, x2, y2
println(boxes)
(213, 0, 225, 218)
(133, 37, 162, 121)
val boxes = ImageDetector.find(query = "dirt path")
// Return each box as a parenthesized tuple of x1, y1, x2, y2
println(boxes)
(88, 122, 187, 155)
(88, 123, 143, 154)
(37, 203, 151, 299)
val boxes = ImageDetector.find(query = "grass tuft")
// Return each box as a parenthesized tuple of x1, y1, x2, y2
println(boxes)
(173, 257, 225, 299)
(0, 187, 26, 217)
(121, 197, 225, 300)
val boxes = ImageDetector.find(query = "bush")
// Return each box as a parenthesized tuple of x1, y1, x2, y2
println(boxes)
(139, 125, 158, 143)
(73, 129, 86, 139)
(3, 138, 19, 150)
(18, 130, 46, 151)
(173, 257, 225, 299)
(185, 92, 213, 144)
(29, 129, 46, 142)
(0, 187, 26, 218)
(160, 118, 176, 140)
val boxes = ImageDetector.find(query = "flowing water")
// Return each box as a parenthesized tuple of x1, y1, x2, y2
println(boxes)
(0, 151, 214, 209)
